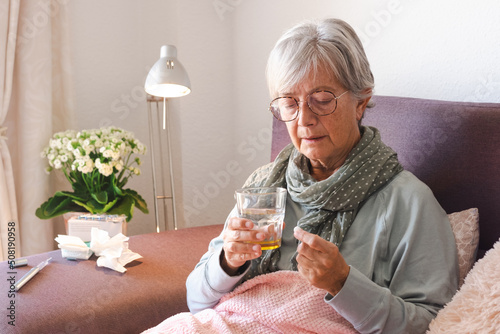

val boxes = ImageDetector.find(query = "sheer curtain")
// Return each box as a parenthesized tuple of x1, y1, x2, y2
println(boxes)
(0, 1, 20, 261)
(1, 0, 75, 259)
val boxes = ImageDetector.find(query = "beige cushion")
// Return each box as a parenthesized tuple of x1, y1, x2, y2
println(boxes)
(427, 236, 500, 333)
(447, 208, 479, 287)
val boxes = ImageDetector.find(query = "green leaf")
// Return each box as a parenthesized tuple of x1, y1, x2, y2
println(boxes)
(36, 196, 83, 219)
(102, 198, 118, 212)
(109, 173, 124, 196)
(72, 200, 96, 214)
(56, 191, 88, 202)
(73, 197, 106, 214)
(123, 189, 149, 214)
(72, 182, 85, 193)
(91, 191, 108, 204)
(43, 192, 76, 215)
(108, 195, 135, 222)
(113, 183, 124, 197)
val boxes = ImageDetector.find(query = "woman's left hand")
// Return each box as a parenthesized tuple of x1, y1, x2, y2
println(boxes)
(293, 226, 350, 296)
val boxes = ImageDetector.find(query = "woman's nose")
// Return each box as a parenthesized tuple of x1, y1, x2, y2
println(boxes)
(296, 100, 317, 126)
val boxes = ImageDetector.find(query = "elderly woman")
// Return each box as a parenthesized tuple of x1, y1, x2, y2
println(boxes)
(186, 18, 458, 333)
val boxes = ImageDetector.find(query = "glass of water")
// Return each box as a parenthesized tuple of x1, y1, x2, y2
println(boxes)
(235, 187, 287, 250)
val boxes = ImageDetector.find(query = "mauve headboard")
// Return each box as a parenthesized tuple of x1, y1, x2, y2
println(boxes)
(271, 95, 500, 255)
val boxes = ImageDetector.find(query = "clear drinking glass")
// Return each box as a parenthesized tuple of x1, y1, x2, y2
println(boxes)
(235, 187, 287, 250)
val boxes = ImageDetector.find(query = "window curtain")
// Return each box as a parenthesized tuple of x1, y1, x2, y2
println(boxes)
(1, 0, 75, 259)
(0, 0, 20, 261)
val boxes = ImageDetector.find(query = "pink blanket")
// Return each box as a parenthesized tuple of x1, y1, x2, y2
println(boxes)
(142, 270, 358, 334)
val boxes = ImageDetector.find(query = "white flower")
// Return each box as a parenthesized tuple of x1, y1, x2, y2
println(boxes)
(103, 149, 113, 158)
(49, 139, 58, 149)
(136, 143, 146, 154)
(83, 144, 94, 155)
(111, 150, 120, 160)
(42, 126, 147, 191)
(53, 159, 62, 169)
(73, 149, 82, 158)
(72, 156, 92, 174)
(80, 159, 94, 174)
(98, 163, 113, 176)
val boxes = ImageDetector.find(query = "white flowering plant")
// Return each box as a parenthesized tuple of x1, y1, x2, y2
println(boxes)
(36, 126, 149, 222)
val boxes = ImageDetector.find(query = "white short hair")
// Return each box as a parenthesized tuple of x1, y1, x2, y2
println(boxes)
(266, 18, 374, 107)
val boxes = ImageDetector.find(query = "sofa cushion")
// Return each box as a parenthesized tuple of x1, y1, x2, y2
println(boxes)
(427, 236, 500, 333)
(448, 208, 480, 286)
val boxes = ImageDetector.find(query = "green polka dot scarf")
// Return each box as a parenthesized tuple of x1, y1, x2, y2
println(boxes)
(243, 126, 403, 277)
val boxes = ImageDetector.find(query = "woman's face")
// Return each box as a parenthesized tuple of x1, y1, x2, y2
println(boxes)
(283, 70, 370, 175)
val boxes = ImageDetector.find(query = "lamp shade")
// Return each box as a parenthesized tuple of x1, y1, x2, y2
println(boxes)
(145, 45, 191, 98)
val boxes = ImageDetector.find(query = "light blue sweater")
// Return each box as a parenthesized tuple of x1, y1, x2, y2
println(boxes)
(186, 170, 459, 333)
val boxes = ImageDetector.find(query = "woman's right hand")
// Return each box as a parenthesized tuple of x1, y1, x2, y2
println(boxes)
(221, 217, 266, 275)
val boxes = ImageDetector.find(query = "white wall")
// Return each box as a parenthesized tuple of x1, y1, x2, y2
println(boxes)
(231, 0, 500, 181)
(68, 0, 238, 235)
(68, 0, 500, 235)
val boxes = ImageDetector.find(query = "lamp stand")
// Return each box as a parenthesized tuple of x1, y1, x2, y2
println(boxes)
(147, 95, 178, 232)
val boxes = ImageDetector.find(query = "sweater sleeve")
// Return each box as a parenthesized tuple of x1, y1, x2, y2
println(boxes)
(325, 171, 459, 333)
(186, 208, 250, 314)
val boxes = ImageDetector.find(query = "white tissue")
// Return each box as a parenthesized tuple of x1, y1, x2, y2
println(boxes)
(90, 228, 142, 273)
(55, 235, 93, 260)
(55, 228, 142, 273)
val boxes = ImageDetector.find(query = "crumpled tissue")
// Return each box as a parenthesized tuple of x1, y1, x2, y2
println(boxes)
(55, 227, 142, 273)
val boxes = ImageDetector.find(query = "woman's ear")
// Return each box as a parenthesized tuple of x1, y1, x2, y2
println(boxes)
(355, 90, 372, 121)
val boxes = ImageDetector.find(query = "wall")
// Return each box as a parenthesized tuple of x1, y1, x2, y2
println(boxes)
(231, 0, 500, 184)
(68, 0, 237, 234)
(68, 0, 500, 235)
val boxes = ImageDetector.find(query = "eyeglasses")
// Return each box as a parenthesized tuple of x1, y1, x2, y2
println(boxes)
(269, 90, 349, 122)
